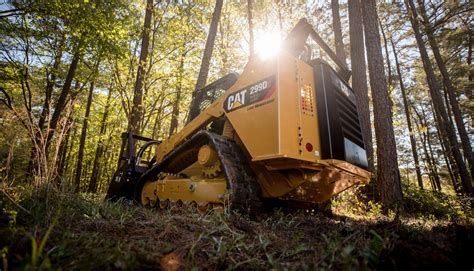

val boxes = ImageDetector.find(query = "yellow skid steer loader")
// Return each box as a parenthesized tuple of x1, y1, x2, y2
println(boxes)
(106, 18, 371, 214)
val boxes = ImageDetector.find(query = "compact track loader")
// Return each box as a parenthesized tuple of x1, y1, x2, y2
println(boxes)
(106, 19, 371, 214)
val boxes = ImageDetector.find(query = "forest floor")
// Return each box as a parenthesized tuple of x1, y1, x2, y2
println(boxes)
(0, 184, 473, 270)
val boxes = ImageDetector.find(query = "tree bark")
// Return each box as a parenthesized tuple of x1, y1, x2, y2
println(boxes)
(429, 98, 462, 192)
(74, 81, 94, 193)
(88, 87, 113, 193)
(405, 0, 472, 196)
(129, 0, 154, 134)
(46, 52, 81, 149)
(247, 0, 255, 57)
(362, 0, 403, 209)
(468, 24, 473, 87)
(348, 0, 374, 171)
(420, 106, 442, 191)
(413, 115, 434, 190)
(187, 0, 223, 123)
(39, 37, 65, 131)
(391, 38, 423, 189)
(56, 111, 74, 185)
(412, 105, 441, 191)
(379, 19, 392, 86)
(331, 0, 347, 65)
(64, 119, 78, 176)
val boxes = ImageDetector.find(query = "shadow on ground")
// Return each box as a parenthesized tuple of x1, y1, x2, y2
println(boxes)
(0, 189, 473, 270)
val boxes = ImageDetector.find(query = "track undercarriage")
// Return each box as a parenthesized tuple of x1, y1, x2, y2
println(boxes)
(137, 131, 261, 214)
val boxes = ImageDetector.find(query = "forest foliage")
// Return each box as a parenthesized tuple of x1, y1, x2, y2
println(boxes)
(0, 0, 473, 269)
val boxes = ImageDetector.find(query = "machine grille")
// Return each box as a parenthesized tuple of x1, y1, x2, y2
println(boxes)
(334, 88, 364, 148)
(312, 60, 368, 169)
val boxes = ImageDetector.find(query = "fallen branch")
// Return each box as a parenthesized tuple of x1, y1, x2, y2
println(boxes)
(0, 189, 32, 216)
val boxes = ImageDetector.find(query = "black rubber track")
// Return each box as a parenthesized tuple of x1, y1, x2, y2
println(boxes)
(134, 130, 261, 215)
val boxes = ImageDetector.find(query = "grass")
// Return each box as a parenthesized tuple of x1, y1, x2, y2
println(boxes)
(0, 183, 473, 270)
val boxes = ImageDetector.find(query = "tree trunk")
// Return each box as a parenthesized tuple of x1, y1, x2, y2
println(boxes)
(413, 106, 439, 191)
(26, 47, 73, 178)
(348, 0, 373, 171)
(187, 0, 223, 123)
(151, 97, 166, 139)
(46, 52, 81, 149)
(56, 111, 74, 185)
(429, 99, 462, 193)
(434, 117, 460, 193)
(74, 81, 94, 193)
(247, 0, 255, 57)
(416, 120, 433, 189)
(417, 0, 474, 177)
(39, 36, 65, 131)
(362, 0, 403, 209)
(64, 120, 78, 176)
(129, 0, 153, 135)
(419, 106, 442, 191)
(468, 24, 473, 96)
(88, 88, 113, 193)
(405, 0, 472, 196)
(331, 0, 346, 65)
(390, 38, 423, 189)
(169, 53, 185, 137)
(379, 20, 392, 87)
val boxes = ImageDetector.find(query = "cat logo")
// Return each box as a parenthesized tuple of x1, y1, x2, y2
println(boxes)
(226, 90, 247, 111)
(223, 75, 276, 112)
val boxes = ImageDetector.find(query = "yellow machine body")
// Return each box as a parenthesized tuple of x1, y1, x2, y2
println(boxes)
(147, 51, 370, 206)
(107, 19, 371, 212)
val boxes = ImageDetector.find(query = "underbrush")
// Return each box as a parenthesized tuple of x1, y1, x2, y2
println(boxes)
(1, 183, 473, 270)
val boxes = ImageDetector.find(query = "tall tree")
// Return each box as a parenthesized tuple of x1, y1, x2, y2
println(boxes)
(405, 0, 473, 197)
(416, 0, 474, 177)
(378, 20, 392, 86)
(412, 104, 442, 191)
(331, 0, 346, 64)
(348, 0, 373, 170)
(420, 106, 442, 191)
(88, 88, 113, 193)
(247, 0, 255, 57)
(74, 81, 95, 193)
(45, 52, 81, 149)
(390, 38, 423, 189)
(129, 0, 154, 134)
(186, 0, 223, 123)
(169, 51, 186, 137)
(412, 112, 436, 190)
(362, 0, 403, 209)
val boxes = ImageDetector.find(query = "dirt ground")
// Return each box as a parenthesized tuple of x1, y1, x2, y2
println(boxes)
(1, 189, 473, 270)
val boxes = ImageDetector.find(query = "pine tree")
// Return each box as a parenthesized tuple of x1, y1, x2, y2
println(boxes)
(348, 0, 373, 171)
(130, 0, 154, 135)
(405, 0, 473, 197)
(362, 0, 403, 209)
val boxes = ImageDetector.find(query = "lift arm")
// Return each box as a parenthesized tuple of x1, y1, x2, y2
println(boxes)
(283, 18, 351, 81)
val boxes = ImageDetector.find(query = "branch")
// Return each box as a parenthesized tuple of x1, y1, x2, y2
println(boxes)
(0, 188, 32, 216)
(0, 86, 13, 109)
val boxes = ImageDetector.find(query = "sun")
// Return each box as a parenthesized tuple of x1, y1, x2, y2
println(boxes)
(255, 31, 282, 60)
